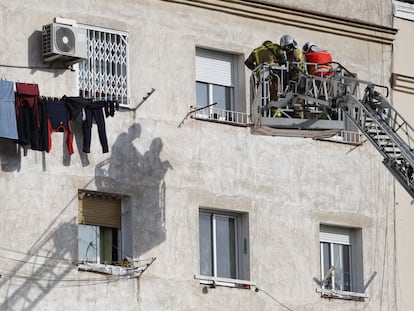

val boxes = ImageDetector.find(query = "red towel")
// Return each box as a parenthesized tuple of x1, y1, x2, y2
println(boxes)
(15, 82, 40, 127)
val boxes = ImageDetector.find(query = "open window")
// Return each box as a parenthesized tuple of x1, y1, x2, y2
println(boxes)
(77, 190, 157, 277)
(78, 191, 122, 264)
(77, 190, 136, 276)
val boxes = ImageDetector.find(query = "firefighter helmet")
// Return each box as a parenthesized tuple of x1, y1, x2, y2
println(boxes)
(303, 41, 316, 53)
(280, 35, 297, 50)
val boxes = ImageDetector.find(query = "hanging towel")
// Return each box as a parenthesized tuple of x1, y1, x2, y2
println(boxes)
(0, 80, 18, 139)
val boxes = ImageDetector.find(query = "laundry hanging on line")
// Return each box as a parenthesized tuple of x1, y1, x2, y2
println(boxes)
(0, 80, 19, 140)
(0, 79, 119, 156)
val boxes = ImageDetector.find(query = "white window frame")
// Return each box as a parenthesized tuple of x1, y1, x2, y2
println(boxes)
(77, 24, 130, 106)
(320, 228, 352, 291)
(194, 48, 249, 126)
(196, 209, 252, 288)
(319, 225, 366, 300)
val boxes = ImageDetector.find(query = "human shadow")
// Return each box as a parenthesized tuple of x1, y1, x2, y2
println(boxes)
(95, 123, 172, 256)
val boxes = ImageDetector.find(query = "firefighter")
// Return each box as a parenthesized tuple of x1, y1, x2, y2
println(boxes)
(279, 34, 304, 81)
(302, 41, 333, 77)
(244, 40, 286, 70)
(245, 40, 286, 101)
(280, 35, 305, 117)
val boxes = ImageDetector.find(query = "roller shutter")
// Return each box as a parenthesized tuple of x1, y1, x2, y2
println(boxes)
(78, 194, 121, 228)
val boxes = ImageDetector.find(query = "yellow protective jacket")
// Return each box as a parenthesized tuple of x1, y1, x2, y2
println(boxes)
(244, 41, 285, 70)
(286, 47, 305, 80)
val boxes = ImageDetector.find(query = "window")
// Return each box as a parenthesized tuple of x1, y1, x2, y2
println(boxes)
(319, 225, 364, 297)
(78, 191, 127, 265)
(77, 25, 129, 106)
(198, 209, 250, 286)
(195, 48, 248, 125)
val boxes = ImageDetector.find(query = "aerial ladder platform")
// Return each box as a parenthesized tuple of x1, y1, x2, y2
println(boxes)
(250, 62, 414, 198)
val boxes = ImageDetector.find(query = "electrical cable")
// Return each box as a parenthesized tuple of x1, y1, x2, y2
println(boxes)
(0, 254, 73, 268)
(0, 269, 111, 283)
(254, 286, 295, 311)
(0, 63, 74, 71)
(0, 246, 75, 263)
(0, 245, 154, 266)
(1, 275, 124, 289)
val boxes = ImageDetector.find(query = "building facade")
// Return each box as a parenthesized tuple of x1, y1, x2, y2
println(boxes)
(0, 0, 405, 310)
(393, 1, 414, 311)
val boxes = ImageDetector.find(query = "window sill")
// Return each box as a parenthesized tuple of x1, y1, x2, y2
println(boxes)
(78, 263, 136, 276)
(316, 288, 368, 301)
(194, 274, 255, 289)
(190, 105, 250, 127)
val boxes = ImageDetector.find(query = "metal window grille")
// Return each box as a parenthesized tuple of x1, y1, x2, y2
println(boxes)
(77, 25, 129, 106)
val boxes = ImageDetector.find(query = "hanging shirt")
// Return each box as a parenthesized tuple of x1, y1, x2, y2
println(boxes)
(0, 80, 18, 140)
(44, 98, 74, 155)
(63, 95, 92, 120)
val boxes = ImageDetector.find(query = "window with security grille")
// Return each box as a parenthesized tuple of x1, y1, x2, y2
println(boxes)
(77, 25, 129, 106)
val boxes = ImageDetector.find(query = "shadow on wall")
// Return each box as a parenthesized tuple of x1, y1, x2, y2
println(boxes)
(95, 123, 173, 257)
(0, 138, 21, 172)
(0, 219, 77, 311)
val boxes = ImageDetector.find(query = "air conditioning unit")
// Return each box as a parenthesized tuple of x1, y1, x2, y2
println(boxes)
(42, 23, 87, 65)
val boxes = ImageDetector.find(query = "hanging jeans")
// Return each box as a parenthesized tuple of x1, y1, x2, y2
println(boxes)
(82, 104, 109, 153)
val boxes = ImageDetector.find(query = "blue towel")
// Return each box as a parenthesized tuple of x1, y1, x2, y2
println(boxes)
(0, 80, 18, 139)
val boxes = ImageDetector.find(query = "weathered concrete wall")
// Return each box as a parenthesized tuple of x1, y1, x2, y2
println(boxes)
(259, 0, 393, 26)
(0, 0, 396, 310)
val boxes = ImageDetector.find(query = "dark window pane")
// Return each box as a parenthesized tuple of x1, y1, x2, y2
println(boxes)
(212, 85, 231, 111)
(100, 227, 118, 264)
(199, 213, 213, 276)
(343, 245, 351, 291)
(196, 82, 208, 107)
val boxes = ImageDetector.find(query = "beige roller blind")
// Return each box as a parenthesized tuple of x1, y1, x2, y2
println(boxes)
(78, 194, 121, 228)
(196, 48, 234, 87)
